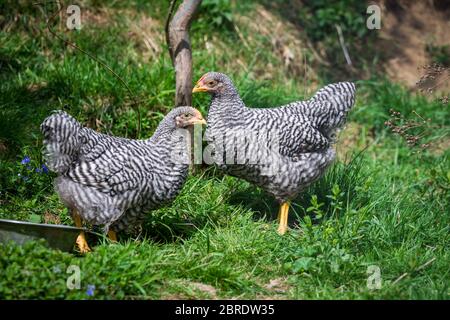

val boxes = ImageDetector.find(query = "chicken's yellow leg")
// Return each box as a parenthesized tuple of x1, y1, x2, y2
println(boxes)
(107, 230, 117, 242)
(72, 210, 91, 253)
(277, 202, 290, 235)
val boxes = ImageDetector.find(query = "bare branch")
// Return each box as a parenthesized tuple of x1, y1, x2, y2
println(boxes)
(167, 0, 202, 106)
(335, 24, 352, 66)
(165, 0, 178, 61)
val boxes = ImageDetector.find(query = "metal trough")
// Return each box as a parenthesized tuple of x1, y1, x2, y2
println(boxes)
(0, 219, 87, 252)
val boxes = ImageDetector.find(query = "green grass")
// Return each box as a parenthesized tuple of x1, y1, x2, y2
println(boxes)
(0, 1, 449, 299)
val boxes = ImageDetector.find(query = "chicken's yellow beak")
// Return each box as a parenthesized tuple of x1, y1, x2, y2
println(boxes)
(192, 81, 208, 93)
(191, 116, 207, 125)
(190, 111, 207, 125)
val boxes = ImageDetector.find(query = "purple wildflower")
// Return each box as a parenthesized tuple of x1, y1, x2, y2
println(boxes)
(21, 156, 30, 165)
(35, 164, 49, 174)
(86, 284, 95, 297)
(41, 164, 49, 174)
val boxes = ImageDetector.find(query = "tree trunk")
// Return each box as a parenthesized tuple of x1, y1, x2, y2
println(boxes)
(166, 0, 202, 107)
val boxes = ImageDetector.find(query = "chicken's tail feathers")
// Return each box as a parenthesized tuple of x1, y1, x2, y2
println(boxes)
(310, 81, 356, 112)
(40, 110, 82, 174)
(307, 81, 356, 134)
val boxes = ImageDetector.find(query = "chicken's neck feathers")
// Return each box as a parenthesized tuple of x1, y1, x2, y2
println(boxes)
(208, 90, 248, 126)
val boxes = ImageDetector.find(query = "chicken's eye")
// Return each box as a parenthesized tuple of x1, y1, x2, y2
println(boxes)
(208, 80, 216, 87)
(184, 113, 190, 118)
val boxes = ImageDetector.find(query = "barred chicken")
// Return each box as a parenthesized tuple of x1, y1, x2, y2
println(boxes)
(40, 107, 206, 252)
(193, 72, 355, 235)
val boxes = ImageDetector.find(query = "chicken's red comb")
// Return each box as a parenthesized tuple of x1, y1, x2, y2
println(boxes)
(197, 73, 208, 83)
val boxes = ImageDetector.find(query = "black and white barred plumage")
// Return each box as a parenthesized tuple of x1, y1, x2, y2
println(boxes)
(40, 107, 204, 232)
(194, 72, 356, 203)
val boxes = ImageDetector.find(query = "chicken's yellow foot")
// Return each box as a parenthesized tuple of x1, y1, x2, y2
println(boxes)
(108, 230, 117, 242)
(75, 233, 91, 253)
(277, 202, 290, 235)
(72, 210, 91, 253)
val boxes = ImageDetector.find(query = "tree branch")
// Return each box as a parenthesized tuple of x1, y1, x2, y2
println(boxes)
(165, 0, 178, 61)
(166, 0, 202, 106)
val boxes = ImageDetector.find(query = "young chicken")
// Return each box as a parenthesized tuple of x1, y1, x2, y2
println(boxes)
(193, 72, 355, 235)
(40, 107, 206, 252)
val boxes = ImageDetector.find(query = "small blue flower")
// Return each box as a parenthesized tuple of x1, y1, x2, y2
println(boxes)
(86, 284, 95, 297)
(26, 165, 32, 170)
(35, 164, 49, 174)
(52, 266, 61, 274)
(21, 156, 30, 165)
(41, 164, 49, 174)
